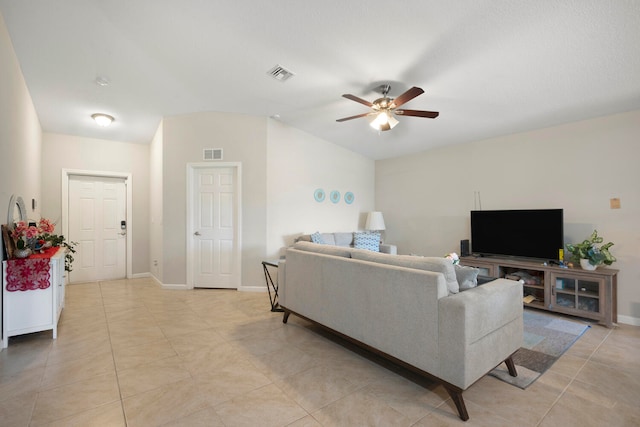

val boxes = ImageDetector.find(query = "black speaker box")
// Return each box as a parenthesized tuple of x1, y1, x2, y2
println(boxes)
(460, 239, 470, 257)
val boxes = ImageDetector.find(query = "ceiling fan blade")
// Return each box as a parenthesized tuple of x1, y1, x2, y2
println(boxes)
(342, 94, 373, 107)
(336, 112, 373, 122)
(392, 87, 424, 108)
(394, 109, 439, 119)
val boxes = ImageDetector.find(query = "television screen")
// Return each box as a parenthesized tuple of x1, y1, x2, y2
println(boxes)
(470, 209, 564, 261)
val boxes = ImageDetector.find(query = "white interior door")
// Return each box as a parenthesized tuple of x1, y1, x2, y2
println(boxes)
(68, 176, 127, 283)
(193, 167, 238, 288)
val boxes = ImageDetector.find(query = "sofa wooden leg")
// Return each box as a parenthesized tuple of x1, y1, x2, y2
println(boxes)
(445, 387, 469, 421)
(282, 311, 290, 324)
(505, 355, 518, 377)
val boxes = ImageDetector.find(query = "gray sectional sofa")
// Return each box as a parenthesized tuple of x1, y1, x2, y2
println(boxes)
(279, 241, 523, 421)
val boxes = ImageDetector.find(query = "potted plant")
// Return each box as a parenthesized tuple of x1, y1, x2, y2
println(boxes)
(565, 230, 616, 270)
(45, 234, 78, 272)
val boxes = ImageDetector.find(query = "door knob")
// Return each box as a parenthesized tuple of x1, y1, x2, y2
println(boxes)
(194, 231, 201, 236)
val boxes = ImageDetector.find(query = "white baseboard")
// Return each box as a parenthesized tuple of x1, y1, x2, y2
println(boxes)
(617, 314, 640, 326)
(130, 272, 151, 279)
(161, 283, 189, 290)
(238, 285, 267, 292)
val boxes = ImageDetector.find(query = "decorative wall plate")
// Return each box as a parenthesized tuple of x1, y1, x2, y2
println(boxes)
(314, 188, 325, 202)
(344, 191, 354, 204)
(330, 190, 341, 204)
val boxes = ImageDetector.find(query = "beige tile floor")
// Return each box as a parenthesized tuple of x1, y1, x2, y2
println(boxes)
(0, 278, 638, 426)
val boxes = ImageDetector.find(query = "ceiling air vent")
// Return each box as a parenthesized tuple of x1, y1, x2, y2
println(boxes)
(267, 64, 295, 82)
(203, 148, 223, 161)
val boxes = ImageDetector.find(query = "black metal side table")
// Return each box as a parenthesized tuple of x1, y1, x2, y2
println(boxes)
(262, 260, 283, 312)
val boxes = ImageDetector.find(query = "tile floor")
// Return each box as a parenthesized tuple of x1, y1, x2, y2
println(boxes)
(0, 278, 638, 426)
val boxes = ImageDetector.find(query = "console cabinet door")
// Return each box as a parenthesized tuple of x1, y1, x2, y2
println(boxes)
(550, 272, 603, 321)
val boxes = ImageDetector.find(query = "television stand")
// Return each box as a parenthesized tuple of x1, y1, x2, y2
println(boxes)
(460, 256, 618, 327)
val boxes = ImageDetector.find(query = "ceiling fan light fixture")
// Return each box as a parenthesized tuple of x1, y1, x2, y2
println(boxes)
(337, 85, 436, 130)
(369, 111, 398, 131)
(91, 113, 114, 127)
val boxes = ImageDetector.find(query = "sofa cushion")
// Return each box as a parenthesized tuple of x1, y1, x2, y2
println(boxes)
(455, 264, 479, 291)
(293, 241, 352, 258)
(353, 231, 380, 252)
(334, 232, 354, 247)
(351, 251, 459, 294)
(320, 233, 336, 245)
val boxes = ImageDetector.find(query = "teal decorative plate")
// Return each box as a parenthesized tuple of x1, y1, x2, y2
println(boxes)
(330, 190, 341, 204)
(314, 188, 325, 202)
(344, 191, 354, 204)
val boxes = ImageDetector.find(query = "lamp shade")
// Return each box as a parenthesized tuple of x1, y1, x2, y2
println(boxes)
(365, 211, 386, 231)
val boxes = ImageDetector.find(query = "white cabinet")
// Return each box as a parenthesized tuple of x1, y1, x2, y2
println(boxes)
(2, 248, 65, 348)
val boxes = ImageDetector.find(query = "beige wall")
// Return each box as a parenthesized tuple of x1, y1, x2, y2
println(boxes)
(161, 112, 268, 288)
(41, 133, 151, 276)
(266, 119, 376, 257)
(376, 110, 640, 324)
(0, 12, 41, 231)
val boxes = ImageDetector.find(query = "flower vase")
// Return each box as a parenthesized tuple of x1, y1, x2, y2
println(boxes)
(14, 248, 31, 259)
(580, 259, 598, 271)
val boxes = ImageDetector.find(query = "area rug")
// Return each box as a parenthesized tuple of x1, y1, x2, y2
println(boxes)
(489, 309, 590, 389)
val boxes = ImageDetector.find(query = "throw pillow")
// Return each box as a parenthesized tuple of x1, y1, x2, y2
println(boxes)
(353, 231, 380, 252)
(310, 231, 325, 244)
(455, 264, 479, 291)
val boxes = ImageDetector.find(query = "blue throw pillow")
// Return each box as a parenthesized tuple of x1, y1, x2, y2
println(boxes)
(354, 231, 380, 252)
(310, 232, 325, 244)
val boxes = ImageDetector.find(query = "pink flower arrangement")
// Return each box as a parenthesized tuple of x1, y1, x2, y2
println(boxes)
(11, 218, 56, 250)
(38, 218, 55, 234)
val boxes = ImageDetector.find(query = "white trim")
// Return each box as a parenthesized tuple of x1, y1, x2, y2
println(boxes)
(130, 272, 151, 279)
(62, 169, 133, 280)
(617, 314, 640, 326)
(147, 274, 187, 290)
(150, 274, 162, 287)
(186, 162, 242, 290)
(238, 286, 267, 293)
(161, 283, 189, 290)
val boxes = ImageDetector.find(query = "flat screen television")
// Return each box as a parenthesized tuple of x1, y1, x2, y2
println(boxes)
(470, 209, 564, 261)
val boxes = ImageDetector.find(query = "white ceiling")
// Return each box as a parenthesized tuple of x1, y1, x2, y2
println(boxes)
(1, 1, 639, 160)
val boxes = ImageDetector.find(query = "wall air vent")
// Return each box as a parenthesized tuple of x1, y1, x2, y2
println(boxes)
(267, 64, 295, 82)
(203, 148, 223, 161)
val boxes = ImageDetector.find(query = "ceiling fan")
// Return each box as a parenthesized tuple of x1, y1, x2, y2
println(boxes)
(336, 85, 439, 131)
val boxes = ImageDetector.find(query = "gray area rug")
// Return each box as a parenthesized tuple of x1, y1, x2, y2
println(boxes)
(489, 309, 590, 389)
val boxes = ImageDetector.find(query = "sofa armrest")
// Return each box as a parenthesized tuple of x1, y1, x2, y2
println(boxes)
(379, 244, 397, 255)
(437, 279, 523, 389)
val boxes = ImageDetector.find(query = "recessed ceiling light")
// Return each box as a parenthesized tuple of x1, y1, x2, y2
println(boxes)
(91, 113, 115, 127)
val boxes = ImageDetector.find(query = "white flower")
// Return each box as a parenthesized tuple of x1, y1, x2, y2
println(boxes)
(445, 252, 460, 265)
